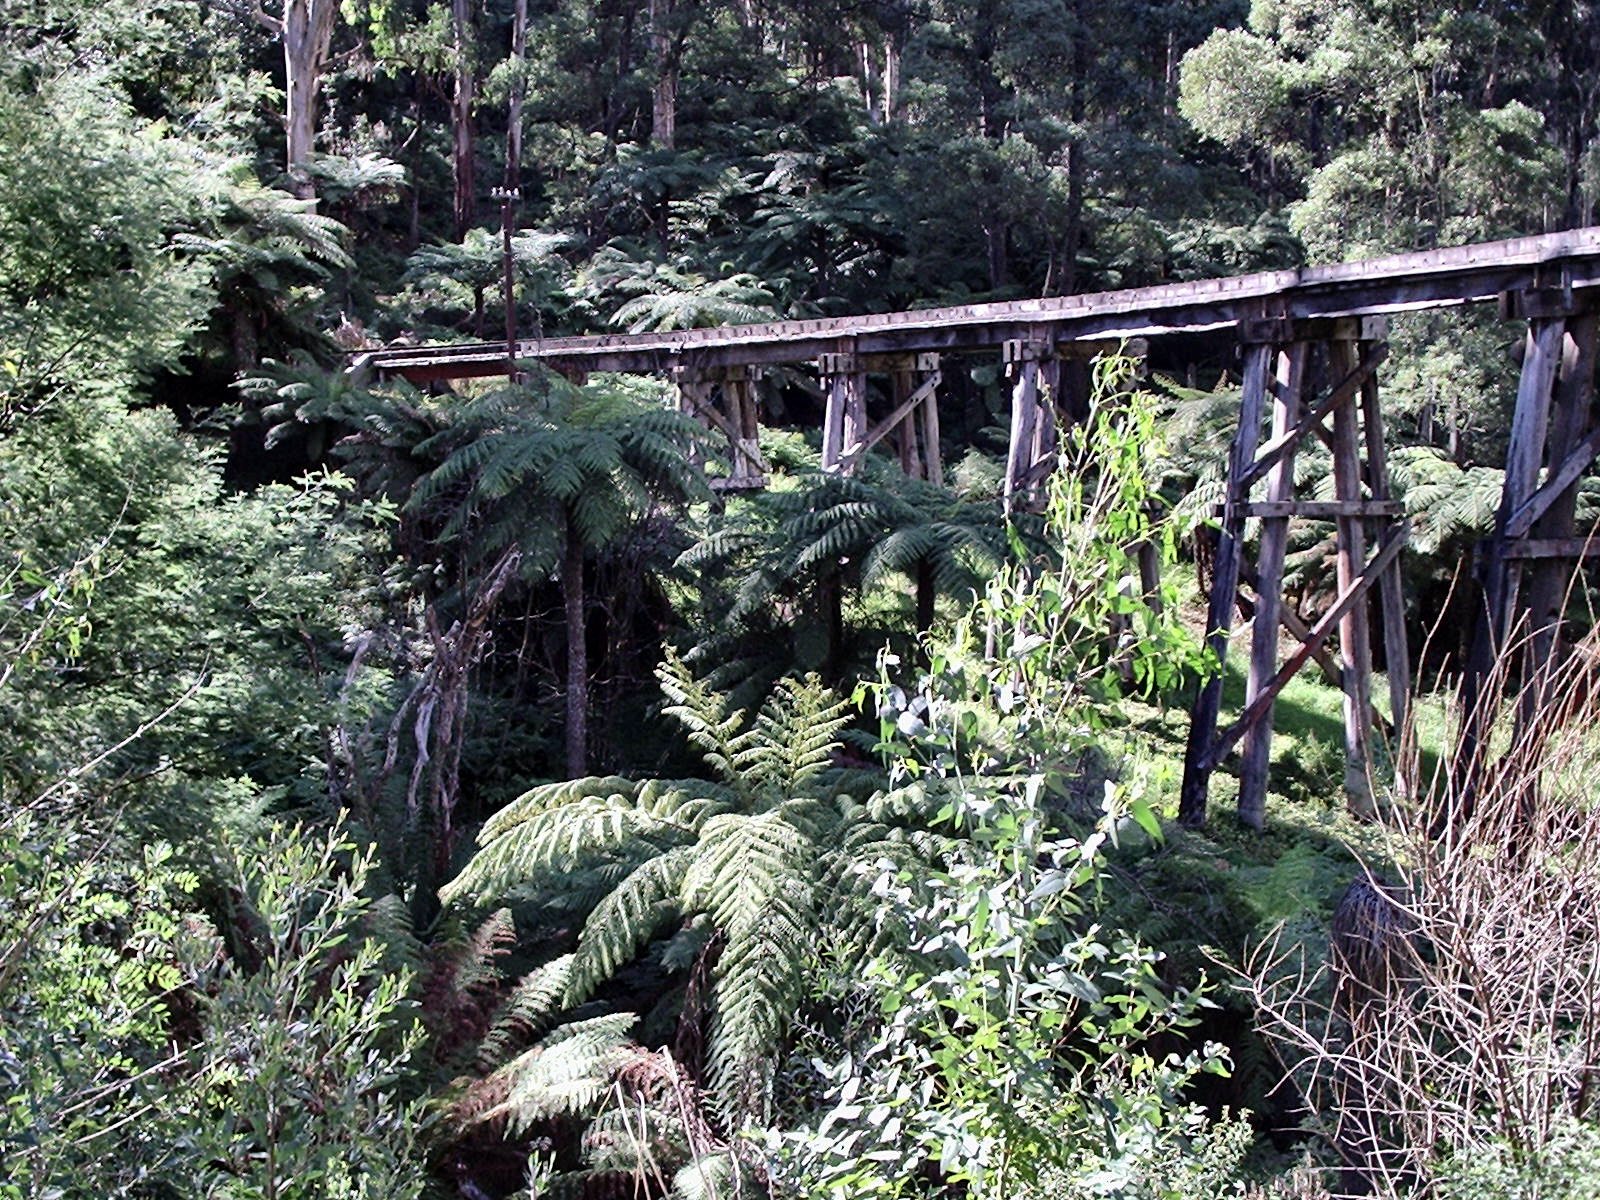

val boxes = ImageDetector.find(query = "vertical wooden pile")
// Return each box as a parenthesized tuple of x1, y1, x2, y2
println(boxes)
(1459, 293, 1600, 794)
(819, 351, 943, 478)
(673, 363, 767, 488)
(1180, 317, 1410, 829)
(1003, 334, 1062, 513)
(819, 350, 867, 473)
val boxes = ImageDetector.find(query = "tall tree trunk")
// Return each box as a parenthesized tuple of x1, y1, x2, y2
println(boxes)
(506, 0, 527, 187)
(821, 570, 844, 682)
(451, 0, 476, 237)
(259, 1, 338, 199)
(564, 511, 588, 777)
(1061, 0, 1088, 294)
(915, 558, 936, 635)
(503, 0, 527, 373)
(649, 0, 678, 149)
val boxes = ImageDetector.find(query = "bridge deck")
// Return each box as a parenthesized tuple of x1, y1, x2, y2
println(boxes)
(356, 228, 1600, 382)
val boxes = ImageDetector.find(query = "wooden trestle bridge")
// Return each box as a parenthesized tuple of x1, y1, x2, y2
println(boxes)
(353, 228, 1600, 829)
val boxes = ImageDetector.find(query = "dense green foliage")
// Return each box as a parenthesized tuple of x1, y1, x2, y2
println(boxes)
(6, 0, 1600, 1195)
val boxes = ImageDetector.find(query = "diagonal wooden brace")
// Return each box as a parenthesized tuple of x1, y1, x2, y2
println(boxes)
(1504, 422, 1600, 539)
(1237, 343, 1389, 493)
(1200, 520, 1410, 774)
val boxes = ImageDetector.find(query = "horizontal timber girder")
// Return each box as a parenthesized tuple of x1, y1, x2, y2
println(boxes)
(352, 228, 1600, 383)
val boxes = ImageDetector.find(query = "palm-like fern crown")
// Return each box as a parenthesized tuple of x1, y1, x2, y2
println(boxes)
(441, 651, 935, 1124)
(681, 467, 1015, 625)
(407, 377, 711, 572)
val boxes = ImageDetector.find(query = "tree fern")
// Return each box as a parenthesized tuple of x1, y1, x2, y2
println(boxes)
(475, 953, 577, 1072)
(442, 654, 933, 1124)
(408, 377, 711, 774)
(565, 845, 694, 1006)
(472, 1013, 639, 1136)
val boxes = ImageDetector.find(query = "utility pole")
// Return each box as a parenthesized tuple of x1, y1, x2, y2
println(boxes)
(491, 186, 520, 380)
(497, 0, 528, 381)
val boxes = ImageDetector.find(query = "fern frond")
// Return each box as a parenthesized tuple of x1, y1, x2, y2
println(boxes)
(478, 776, 643, 840)
(682, 810, 816, 936)
(440, 796, 687, 906)
(476, 953, 576, 1071)
(706, 891, 814, 1123)
(566, 846, 695, 1005)
(743, 675, 851, 793)
(656, 650, 756, 788)
(480, 1013, 638, 1135)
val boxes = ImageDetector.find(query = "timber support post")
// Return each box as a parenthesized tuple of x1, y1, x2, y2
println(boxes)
(1003, 332, 1061, 513)
(673, 363, 767, 489)
(1459, 291, 1600, 810)
(1179, 338, 1274, 827)
(1182, 316, 1406, 829)
(819, 349, 867, 473)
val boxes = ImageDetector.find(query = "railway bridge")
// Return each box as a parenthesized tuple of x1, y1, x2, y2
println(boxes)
(352, 228, 1600, 828)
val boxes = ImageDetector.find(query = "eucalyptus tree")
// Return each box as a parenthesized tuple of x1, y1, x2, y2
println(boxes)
(240, 0, 342, 198)
(408, 376, 711, 777)
(1179, 0, 1565, 261)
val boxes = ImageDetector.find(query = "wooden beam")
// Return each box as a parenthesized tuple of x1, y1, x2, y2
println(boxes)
(1239, 341, 1308, 830)
(1457, 317, 1570, 803)
(1201, 522, 1409, 774)
(1359, 339, 1413, 795)
(1238, 343, 1388, 492)
(1519, 312, 1600, 737)
(1503, 418, 1600, 539)
(1501, 536, 1600, 559)
(1180, 340, 1274, 827)
(921, 377, 944, 487)
(1218, 500, 1405, 519)
(1329, 337, 1378, 819)
(1468, 320, 1567, 660)
(356, 229, 1600, 383)
(678, 377, 764, 482)
(1005, 353, 1044, 513)
(819, 351, 865, 473)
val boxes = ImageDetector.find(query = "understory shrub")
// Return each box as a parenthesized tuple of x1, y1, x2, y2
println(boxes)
(1240, 626, 1600, 1196)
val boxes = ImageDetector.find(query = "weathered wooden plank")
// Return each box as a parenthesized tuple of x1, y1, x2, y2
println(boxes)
(893, 370, 920, 477)
(842, 370, 867, 470)
(1215, 500, 1405, 519)
(1501, 536, 1600, 558)
(1476, 320, 1566, 650)
(1180, 340, 1274, 828)
(1456, 318, 1569, 803)
(821, 368, 847, 471)
(1239, 341, 1308, 830)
